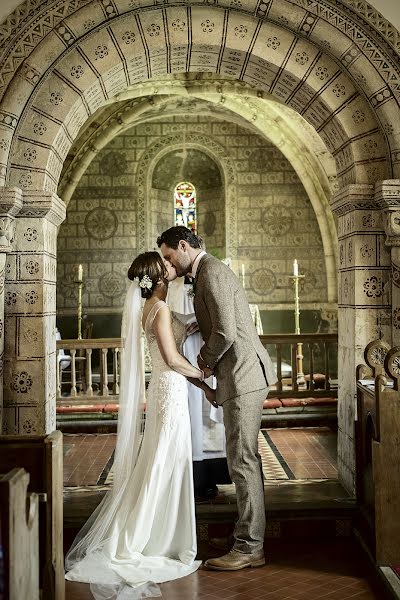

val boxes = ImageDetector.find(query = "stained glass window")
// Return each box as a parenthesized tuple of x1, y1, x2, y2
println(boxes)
(174, 181, 197, 232)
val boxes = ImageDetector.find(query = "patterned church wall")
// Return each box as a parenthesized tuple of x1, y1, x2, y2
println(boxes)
(235, 141, 328, 309)
(150, 187, 171, 250)
(57, 137, 137, 313)
(196, 187, 225, 257)
(57, 115, 330, 337)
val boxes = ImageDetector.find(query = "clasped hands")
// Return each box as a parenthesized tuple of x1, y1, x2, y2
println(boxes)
(197, 354, 214, 379)
(197, 355, 217, 408)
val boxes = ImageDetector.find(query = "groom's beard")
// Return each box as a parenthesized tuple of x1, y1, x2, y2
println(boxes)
(174, 258, 192, 278)
(175, 265, 191, 277)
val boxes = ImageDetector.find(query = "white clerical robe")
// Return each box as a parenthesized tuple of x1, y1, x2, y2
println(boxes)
(167, 277, 226, 461)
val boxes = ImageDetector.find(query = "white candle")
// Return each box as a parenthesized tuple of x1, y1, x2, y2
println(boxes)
(241, 264, 245, 286)
(78, 264, 83, 282)
(293, 259, 299, 277)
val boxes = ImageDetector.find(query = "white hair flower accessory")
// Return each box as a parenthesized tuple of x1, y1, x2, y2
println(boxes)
(138, 274, 153, 290)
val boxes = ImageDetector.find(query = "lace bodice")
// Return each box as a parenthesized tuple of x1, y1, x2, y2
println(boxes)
(144, 300, 186, 372)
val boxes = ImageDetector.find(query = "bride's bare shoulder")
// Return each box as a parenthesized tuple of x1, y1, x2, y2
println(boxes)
(143, 300, 169, 329)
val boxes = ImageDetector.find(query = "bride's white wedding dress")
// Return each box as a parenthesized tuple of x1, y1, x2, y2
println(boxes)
(65, 295, 201, 599)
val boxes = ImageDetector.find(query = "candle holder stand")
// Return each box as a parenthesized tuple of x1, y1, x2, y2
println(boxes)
(74, 279, 84, 340)
(291, 273, 305, 386)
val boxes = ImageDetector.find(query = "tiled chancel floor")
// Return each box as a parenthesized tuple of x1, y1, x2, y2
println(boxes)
(65, 540, 381, 599)
(63, 427, 338, 487)
(267, 428, 338, 479)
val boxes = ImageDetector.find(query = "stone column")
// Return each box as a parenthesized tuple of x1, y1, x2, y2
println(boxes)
(331, 184, 391, 493)
(377, 180, 400, 346)
(3, 191, 65, 435)
(0, 188, 23, 432)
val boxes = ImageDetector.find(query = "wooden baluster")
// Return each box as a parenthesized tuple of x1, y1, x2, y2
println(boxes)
(276, 344, 282, 392)
(70, 349, 77, 397)
(113, 348, 120, 395)
(291, 343, 298, 392)
(101, 348, 109, 396)
(309, 342, 315, 392)
(86, 348, 93, 397)
(325, 341, 331, 391)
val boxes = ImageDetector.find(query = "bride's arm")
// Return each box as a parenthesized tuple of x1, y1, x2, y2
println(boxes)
(153, 305, 204, 380)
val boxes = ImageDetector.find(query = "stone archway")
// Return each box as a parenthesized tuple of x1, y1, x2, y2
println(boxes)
(1, 0, 399, 493)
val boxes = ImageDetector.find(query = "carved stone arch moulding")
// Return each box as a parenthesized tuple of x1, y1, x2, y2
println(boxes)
(0, 1, 395, 191)
(1, 0, 400, 98)
(135, 133, 237, 255)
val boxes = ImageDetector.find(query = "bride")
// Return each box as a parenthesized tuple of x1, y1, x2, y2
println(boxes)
(65, 251, 216, 599)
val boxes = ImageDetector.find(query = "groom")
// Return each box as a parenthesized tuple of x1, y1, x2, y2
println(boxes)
(158, 226, 277, 571)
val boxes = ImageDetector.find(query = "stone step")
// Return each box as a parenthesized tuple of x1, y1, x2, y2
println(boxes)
(64, 480, 356, 542)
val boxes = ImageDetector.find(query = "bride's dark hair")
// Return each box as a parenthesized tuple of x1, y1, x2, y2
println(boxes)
(128, 252, 168, 299)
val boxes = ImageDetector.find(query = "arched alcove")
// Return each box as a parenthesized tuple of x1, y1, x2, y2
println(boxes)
(151, 148, 225, 258)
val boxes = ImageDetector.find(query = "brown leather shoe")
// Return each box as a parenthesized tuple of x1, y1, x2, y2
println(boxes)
(204, 549, 265, 571)
(208, 536, 234, 551)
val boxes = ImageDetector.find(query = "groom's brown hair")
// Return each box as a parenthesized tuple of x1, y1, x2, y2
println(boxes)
(157, 226, 201, 250)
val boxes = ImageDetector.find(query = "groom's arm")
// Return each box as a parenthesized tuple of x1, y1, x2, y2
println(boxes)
(199, 270, 237, 369)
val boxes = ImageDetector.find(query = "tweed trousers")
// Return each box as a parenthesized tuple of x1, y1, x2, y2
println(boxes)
(222, 386, 269, 554)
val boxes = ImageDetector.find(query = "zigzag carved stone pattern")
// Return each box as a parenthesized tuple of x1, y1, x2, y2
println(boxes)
(0, 0, 399, 194)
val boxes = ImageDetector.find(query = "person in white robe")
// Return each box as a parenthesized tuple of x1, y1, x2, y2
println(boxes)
(167, 275, 231, 500)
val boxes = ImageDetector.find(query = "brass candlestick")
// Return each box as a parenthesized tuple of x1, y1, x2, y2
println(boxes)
(75, 264, 83, 340)
(291, 261, 305, 385)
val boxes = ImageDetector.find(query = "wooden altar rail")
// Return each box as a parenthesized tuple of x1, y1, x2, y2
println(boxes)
(57, 338, 121, 405)
(57, 333, 338, 403)
(260, 333, 338, 398)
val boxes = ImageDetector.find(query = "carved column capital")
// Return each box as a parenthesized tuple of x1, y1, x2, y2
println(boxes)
(20, 190, 66, 227)
(0, 187, 23, 251)
(375, 180, 400, 246)
(330, 184, 375, 216)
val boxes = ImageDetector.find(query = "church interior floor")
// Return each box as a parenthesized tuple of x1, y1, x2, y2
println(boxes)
(65, 538, 383, 599)
(63, 426, 351, 544)
(63, 427, 338, 487)
(63, 427, 378, 598)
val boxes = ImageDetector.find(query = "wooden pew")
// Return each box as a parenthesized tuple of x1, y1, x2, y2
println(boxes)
(356, 340, 400, 565)
(0, 468, 39, 599)
(0, 432, 64, 600)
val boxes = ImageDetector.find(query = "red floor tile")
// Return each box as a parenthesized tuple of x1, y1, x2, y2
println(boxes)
(63, 428, 338, 487)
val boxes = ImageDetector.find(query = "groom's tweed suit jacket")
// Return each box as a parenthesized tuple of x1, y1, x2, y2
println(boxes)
(193, 254, 277, 405)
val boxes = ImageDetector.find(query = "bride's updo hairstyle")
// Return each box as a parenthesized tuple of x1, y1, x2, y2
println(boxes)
(128, 252, 168, 299)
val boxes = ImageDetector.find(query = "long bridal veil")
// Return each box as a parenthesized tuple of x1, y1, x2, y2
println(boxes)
(65, 281, 160, 599)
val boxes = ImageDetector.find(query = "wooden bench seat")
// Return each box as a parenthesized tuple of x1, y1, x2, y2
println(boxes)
(0, 468, 39, 600)
(0, 432, 64, 600)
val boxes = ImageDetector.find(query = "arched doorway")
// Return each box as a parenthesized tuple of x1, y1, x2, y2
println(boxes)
(0, 0, 398, 494)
